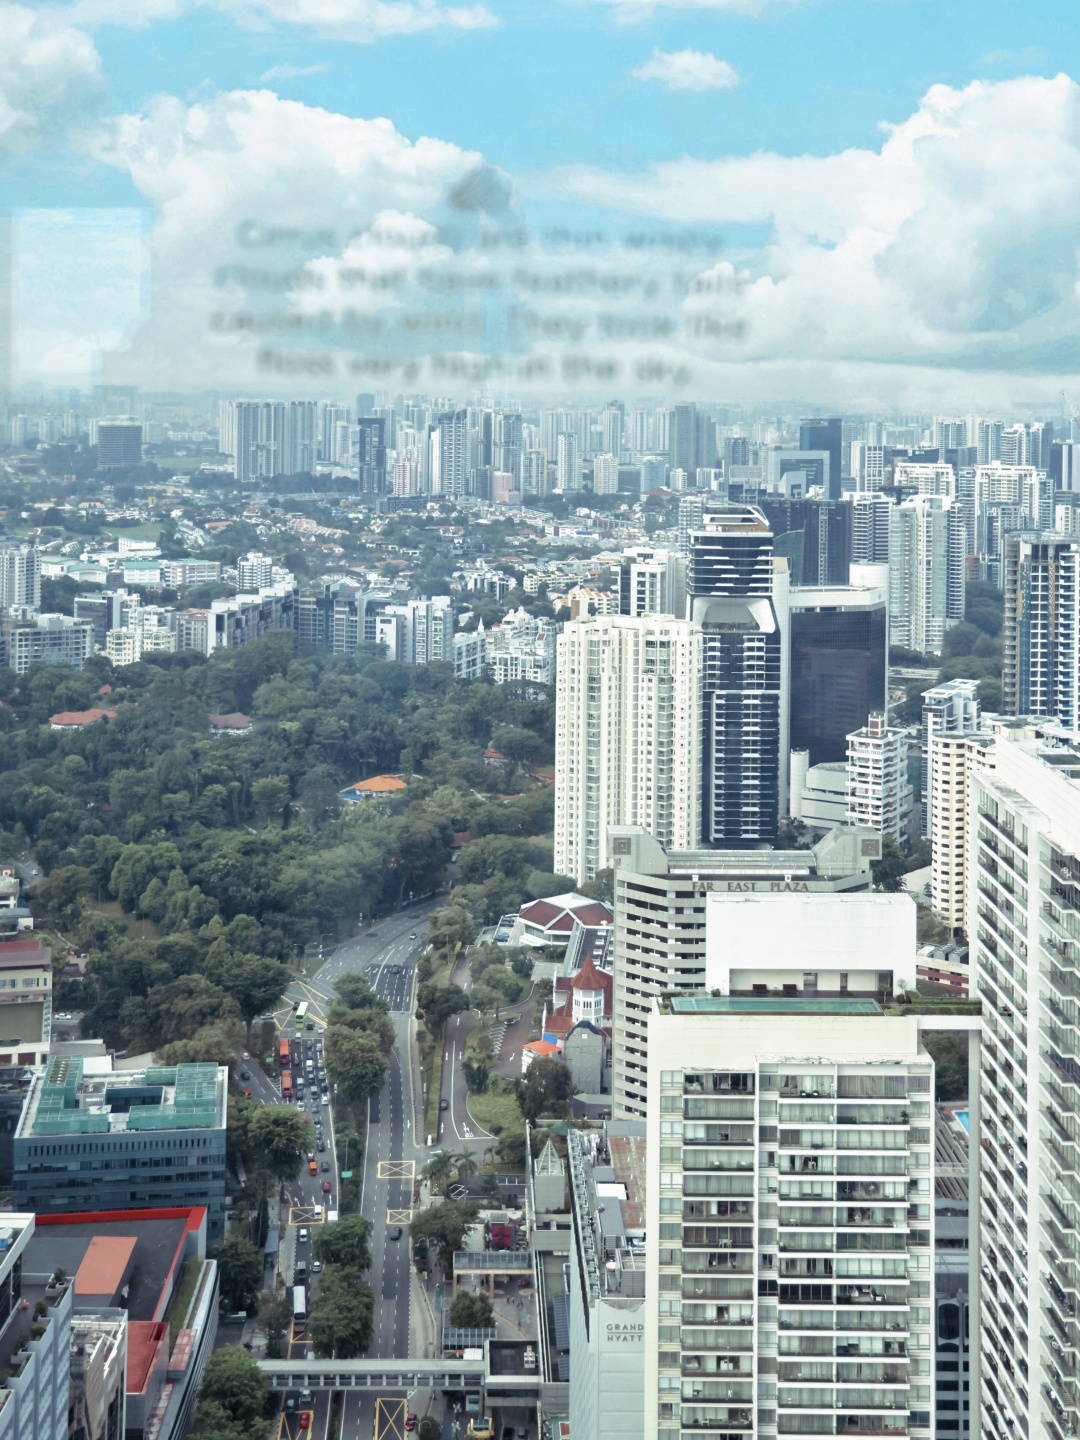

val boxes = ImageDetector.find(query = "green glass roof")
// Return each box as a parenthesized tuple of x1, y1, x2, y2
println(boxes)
(669, 997, 882, 1015)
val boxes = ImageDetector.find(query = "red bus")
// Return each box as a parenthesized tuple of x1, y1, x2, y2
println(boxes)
(281, 1068, 293, 1098)
(278, 1038, 290, 1067)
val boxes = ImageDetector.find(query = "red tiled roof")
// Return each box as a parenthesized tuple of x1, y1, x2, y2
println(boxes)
(570, 954, 608, 991)
(208, 712, 251, 729)
(524, 1039, 561, 1057)
(49, 708, 117, 727)
(346, 774, 407, 794)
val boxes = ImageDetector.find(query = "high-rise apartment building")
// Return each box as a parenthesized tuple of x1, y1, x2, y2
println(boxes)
(851, 441, 886, 492)
(0, 541, 40, 610)
(973, 463, 1042, 584)
(520, 449, 548, 498)
(788, 572, 888, 765)
(846, 711, 914, 842)
(920, 678, 982, 836)
(799, 416, 842, 498)
(618, 548, 687, 619)
(430, 409, 468, 497)
(687, 506, 789, 847)
(966, 720, 1080, 1440)
(594, 452, 619, 496)
(929, 727, 995, 935)
(380, 596, 453, 665)
(643, 994, 937, 1440)
(894, 461, 957, 497)
(554, 616, 702, 885)
(1, 613, 95, 673)
(851, 492, 892, 565)
(556, 433, 579, 491)
(607, 825, 881, 1120)
(888, 495, 966, 654)
(1002, 532, 1080, 729)
(237, 550, 274, 590)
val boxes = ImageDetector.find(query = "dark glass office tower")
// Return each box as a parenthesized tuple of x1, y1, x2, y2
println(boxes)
(688, 506, 785, 847)
(789, 595, 887, 764)
(355, 416, 386, 497)
(757, 496, 852, 585)
(800, 417, 843, 499)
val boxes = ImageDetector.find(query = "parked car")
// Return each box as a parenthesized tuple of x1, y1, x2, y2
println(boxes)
(406, 1416, 418, 1433)
(312, 1259, 322, 1273)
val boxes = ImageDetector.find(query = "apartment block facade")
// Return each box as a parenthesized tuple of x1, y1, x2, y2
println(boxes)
(644, 997, 937, 1440)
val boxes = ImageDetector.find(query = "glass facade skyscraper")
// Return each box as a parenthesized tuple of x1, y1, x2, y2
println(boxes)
(790, 597, 887, 764)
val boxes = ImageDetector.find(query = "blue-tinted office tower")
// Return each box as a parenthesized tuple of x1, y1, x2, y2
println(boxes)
(356, 416, 386, 497)
(800, 417, 843, 499)
(687, 506, 787, 847)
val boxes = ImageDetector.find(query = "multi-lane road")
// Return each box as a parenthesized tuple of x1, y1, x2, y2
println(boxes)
(266, 905, 437, 1440)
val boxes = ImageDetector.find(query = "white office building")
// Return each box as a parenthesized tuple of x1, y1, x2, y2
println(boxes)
(594, 453, 619, 496)
(237, 551, 274, 590)
(643, 995, 938, 1440)
(554, 616, 702, 885)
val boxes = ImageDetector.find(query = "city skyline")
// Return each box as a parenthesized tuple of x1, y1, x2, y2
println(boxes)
(3, 3, 1080, 404)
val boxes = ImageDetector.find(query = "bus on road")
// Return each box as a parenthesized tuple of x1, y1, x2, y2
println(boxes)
(278, 1037, 290, 1067)
(281, 1068, 293, 1099)
(295, 1001, 309, 1024)
(292, 1285, 307, 1321)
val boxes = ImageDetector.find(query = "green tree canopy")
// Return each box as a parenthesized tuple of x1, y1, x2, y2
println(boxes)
(449, 1289, 494, 1328)
(307, 1265, 375, 1358)
(312, 1214, 373, 1272)
(324, 1025, 389, 1102)
(191, 1344, 271, 1440)
(213, 1235, 263, 1311)
(515, 1057, 576, 1123)
(245, 1106, 309, 1181)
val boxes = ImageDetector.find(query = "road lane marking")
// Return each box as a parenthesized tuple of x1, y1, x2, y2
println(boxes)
(377, 1160, 416, 1180)
(386, 1207, 413, 1223)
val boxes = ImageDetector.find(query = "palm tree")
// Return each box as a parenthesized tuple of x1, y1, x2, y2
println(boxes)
(454, 1145, 479, 1180)
(423, 1149, 455, 1192)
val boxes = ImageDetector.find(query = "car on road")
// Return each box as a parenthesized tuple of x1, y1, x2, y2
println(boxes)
(298, 1227, 309, 1243)
(440, 1098, 449, 1111)
(321, 1180, 332, 1194)
(241, 1086, 252, 1097)
(389, 1226, 403, 1241)
(239, 1070, 251, 1081)
(409, 932, 417, 939)
(406, 1416, 418, 1433)
(307, 1151, 315, 1160)
(295, 1101, 305, 1111)
(311, 1259, 322, 1273)
(299, 1412, 311, 1430)
(320, 1160, 330, 1172)
(316, 1139, 326, 1153)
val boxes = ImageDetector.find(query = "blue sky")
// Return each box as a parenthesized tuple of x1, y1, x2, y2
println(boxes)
(65, 0, 1080, 179)
(4, 0, 1080, 406)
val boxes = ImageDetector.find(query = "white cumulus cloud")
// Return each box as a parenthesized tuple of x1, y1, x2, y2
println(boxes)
(544, 72, 1080, 400)
(87, 87, 487, 388)
(56, 0, 497, 41)
(0, 3, 106, 155)
(632, 48, 741, 93)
